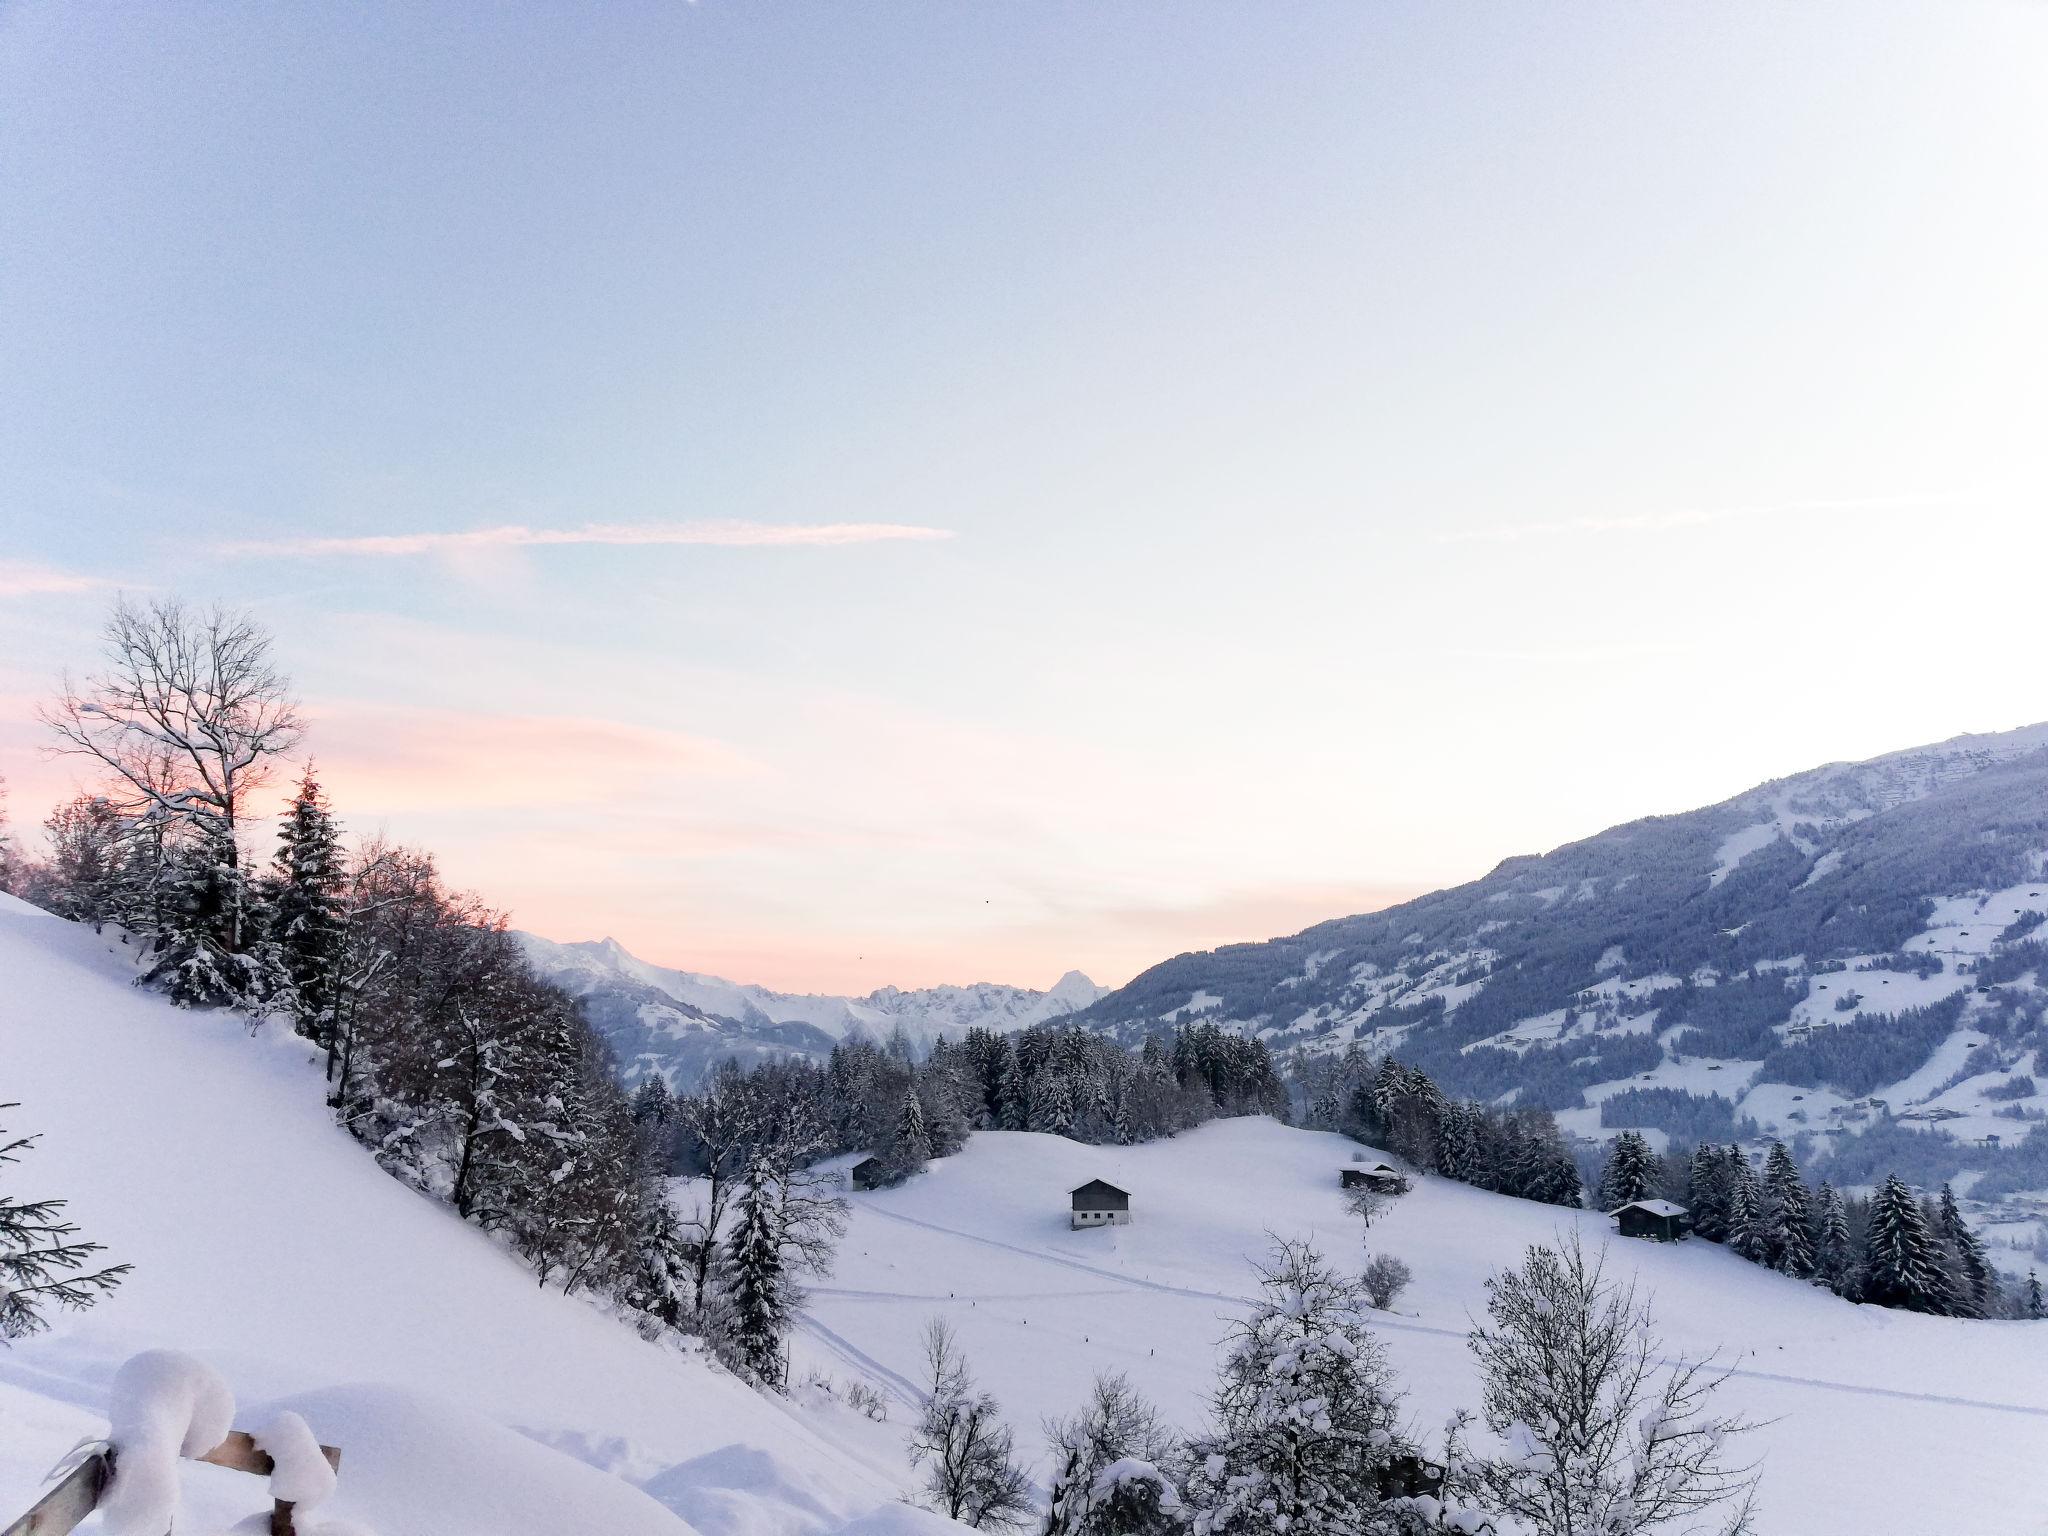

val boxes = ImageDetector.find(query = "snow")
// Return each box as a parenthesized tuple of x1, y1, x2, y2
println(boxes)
(1709, 822, 1780, 887)
(254, 1408, 337, 1509)
(797, 1121, 2048, 1536)
(0, 894, 974, 1536)
(98, 1349, 238, 1536)
(1608, 1199, 1687, 1218)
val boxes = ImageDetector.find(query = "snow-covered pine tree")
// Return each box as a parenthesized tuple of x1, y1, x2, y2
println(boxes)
(631, 1076, 677, 1131)
(1686, 1144, 1733, 1243)
(1728, 1159, 1769, 1266)
(1862, 1175, 1958, 1316)
(895, 1082, 933, 1175)
(2025, 1270, 2045, 1320)
(997, 1042, 1029, 1132)
(1761, 1141, 1814, 1277)
(37, 793, 127, 928)
(1813, 1181, 1854, 1294)
(1, 1103, 132, 1339)
(145, 828, 291, 1011)
(267, 765, 347, 1042)
(1934, 1183, 1992, 1319)
(726, 1157, 788, 1387)
(1596, 1130, 1661, 1209)
(1029, 1066, 1076, 1138)
(1180, 1237, 1412, 1535)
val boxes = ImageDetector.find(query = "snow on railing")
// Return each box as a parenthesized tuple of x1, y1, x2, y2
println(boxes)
(1, 1351, 348, 1536)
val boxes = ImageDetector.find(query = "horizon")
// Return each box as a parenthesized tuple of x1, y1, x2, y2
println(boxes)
(4, 2, 2044, 992)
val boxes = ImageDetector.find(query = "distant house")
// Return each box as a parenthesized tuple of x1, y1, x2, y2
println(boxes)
(850, 1157, 887, 1191)
(1071, 1179, 1131, 1228)
(1340, 1162, 1409, 1195)
(1610, 1198, 1689, 1242)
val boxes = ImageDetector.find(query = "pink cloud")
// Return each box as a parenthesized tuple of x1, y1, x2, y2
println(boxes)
(216, 521, 956, 559)
(0, 560, 117, 598)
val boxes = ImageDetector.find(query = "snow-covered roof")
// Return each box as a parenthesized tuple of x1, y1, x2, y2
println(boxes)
(1608, 1198, 1687, 1218)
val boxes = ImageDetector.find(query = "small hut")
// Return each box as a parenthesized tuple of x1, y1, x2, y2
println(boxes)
(1340, 1161, 1409, 1195)
(1609, 1198, 1689, 1242)
(850, 1157, 888, 1191)
(1070, 1179, 1131, 1229)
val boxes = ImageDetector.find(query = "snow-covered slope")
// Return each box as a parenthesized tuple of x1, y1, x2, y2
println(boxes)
(517, 931, 1106, 1089)
(792, 1121, 2048, 1536)
(0, 894, 965, 1536)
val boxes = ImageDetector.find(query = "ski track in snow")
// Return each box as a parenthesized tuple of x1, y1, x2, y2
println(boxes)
(797, 1315, 930, 1411)
(852, 1204, 2048, 1422)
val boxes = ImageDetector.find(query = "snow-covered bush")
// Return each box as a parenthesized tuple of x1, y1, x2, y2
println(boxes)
(1362, 1253, 1413, 1310)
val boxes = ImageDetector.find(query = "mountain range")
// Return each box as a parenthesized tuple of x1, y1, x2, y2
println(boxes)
(514, 931, 1105, 1088)
(526, 722, 2048, 1201)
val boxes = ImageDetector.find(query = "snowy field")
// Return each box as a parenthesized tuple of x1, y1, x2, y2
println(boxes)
(0, 895, 963, 1536)
(797, 1124, 2048, 1536)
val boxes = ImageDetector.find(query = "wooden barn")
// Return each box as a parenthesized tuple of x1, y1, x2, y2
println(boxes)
(1340, 1161, 1409, 1195)
(850, 1157, 887, 1190)
(1070, 1179, 1132, 1228)
(1609, 1198, 1689, 1242)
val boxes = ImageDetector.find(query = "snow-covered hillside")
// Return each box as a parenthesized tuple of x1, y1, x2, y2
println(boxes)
(517, 931, 1105, 1089)
(0, 894, 967, 1536)
(792, 1121, 2048, 1536)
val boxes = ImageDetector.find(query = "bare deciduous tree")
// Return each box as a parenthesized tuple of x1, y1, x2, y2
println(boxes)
(910, 1318, 1032, 1529)
(1462, 1233, 1758, 1536)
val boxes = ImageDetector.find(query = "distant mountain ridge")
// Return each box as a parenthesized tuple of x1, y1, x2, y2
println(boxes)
(516, 931, 1105, 1088)
(1066, 721, 2048, 1189)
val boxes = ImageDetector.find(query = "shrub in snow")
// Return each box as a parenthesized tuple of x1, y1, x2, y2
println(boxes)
(1461, 1234, 1758, 1535)
(1361, 1253, 1413, 1311)
(98, 1349, 236, 1536)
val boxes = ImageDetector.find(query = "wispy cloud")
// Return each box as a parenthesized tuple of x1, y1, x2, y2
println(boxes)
(216, 520, 957, 559)
(1441, 493, 1964, 546)
(0, 559, 117, 598)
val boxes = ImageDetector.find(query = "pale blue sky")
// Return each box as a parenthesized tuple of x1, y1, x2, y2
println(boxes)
(3, 2, 2044, 990)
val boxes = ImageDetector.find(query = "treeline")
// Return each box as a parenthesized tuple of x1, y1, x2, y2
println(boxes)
(4, 600, 709, 1351)
(1596, 1129, 2036, 1319)
(1293, 1047, 1585, 1209)
(650, 1018, 1289, 1191)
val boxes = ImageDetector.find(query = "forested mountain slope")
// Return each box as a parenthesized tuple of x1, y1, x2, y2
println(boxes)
(518, 931, 1105, 1090)
(1074, 723, 2048, 1200)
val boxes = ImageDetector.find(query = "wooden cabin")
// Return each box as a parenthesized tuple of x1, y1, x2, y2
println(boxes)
(1071, 1179, 1132, 1228)
(1340, 1161, 1409, 1195)
(850, 1157, 887, 1191)
(1609, 1198, 1689, 1242)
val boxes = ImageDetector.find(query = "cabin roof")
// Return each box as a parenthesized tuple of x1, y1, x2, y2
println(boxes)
(1609, 1198, 1688, 1219)
(850, 1155, 883, 1171)
(1070, 1178, 1129, 1200)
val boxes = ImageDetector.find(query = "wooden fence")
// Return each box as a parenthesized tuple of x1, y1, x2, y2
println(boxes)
(2, 1430, 341, 1536)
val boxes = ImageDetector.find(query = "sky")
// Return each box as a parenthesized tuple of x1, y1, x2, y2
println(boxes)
(2, 1, 2044, 994)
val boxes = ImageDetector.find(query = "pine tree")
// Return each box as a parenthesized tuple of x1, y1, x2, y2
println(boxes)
(895, 1083, 933, 1174)
(1934, 1183, 1992, 1319)
(1597, 1131, 1661, 1209)
(727, 1158, 788, 1387)
(1762, 1142, 1814, 1277)
(268, 766, 347, 1042)
(1180, 1238, 1409, 1534)
(1728, 1161, 1769, 1266)
(1686, 1144, 1732, 1243)
(2025, 1270, 2045, 1320)
(1813, 1181, 1853, 1293)
(997, 1043, 1029, 1132)
(1, 1103, 132, 1339)
(1862, 1175, 1957, 1316)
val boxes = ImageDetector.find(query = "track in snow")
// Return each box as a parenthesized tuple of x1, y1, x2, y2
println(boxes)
(844, 1203, 2048, 1422)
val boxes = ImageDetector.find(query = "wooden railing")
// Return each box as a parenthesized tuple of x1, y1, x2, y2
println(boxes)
(1, 1430, 341, 1536)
